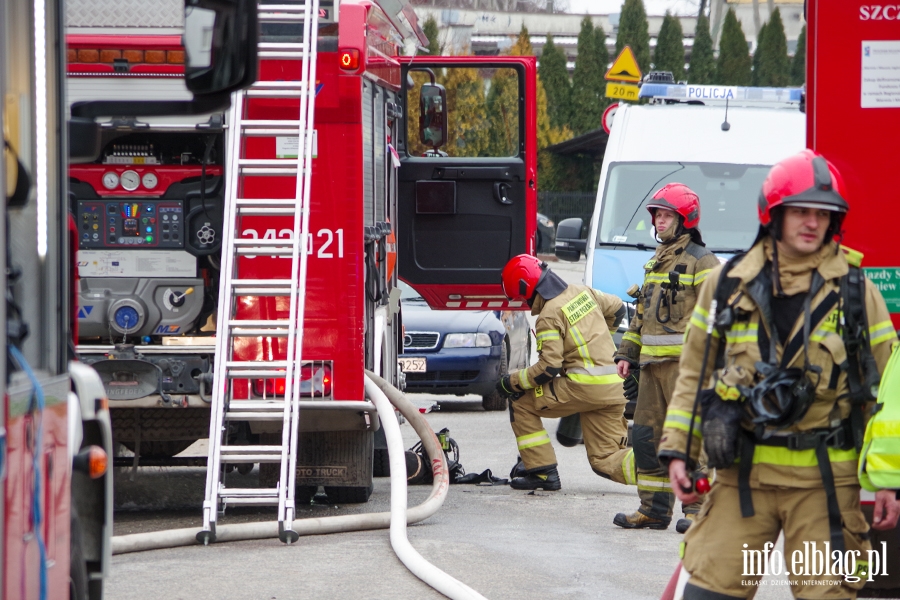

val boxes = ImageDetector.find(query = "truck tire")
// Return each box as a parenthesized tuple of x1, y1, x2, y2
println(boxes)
(324, 484, 373, 504)
(70, 511, 89, 600)
(481, 341, 509, 411)
(120, 439, 195, 458)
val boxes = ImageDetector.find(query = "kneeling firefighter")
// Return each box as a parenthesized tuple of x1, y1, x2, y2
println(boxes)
(612, 183, 720, 533)
(495, 255, 632, 490)
(660, 149, 900, 599)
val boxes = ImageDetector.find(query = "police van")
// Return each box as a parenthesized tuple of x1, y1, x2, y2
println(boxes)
(555, 82, 806, 308)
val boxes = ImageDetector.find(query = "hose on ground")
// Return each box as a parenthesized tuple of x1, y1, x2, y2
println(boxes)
(109, 371, 484, 599)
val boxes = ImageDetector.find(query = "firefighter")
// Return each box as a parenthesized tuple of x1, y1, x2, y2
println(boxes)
(495, 254, 632, 490)
(660, 149, 900, 599)
(612, 183, 720, 532)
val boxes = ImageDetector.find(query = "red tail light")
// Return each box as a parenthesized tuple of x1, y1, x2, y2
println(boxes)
(252, 364, 332, 397)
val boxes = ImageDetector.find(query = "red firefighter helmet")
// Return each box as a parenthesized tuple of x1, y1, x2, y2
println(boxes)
(758, 149, 848, 227)
(646, 183, 701, 229)
(501, 254, 546, 301)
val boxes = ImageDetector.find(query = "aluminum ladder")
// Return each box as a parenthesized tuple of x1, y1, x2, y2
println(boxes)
(199, 0, 320, 545)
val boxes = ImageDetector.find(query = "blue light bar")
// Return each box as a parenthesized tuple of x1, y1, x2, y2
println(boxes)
(638, 84, 802, 104)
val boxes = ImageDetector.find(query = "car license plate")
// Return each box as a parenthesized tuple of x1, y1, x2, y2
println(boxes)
(399, 357, 426, 372)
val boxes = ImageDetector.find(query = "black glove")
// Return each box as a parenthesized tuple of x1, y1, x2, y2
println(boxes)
(623, 370, 640, 402)
(496, 375, 523, 400)
(700, 388, 745, 469)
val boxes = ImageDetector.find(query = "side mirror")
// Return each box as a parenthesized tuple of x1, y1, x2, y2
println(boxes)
(184, 0, 258, 97)
(555, 217, 586, 262)
(419, 83, 447, 149)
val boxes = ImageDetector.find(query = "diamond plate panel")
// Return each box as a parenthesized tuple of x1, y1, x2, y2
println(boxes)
(67, 0, 183, 28)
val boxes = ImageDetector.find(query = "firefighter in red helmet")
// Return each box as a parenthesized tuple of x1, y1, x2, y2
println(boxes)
(496, 254, 633, 490)
(612, 183, 721, 532)
(660, 150, 900, 599)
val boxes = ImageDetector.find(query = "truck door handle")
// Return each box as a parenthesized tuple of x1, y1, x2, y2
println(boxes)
(494, 182, 512, 205)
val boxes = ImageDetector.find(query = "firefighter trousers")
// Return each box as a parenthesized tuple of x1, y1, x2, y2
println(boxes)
(631, 361, 702, 519)
(682, 482, 871, 599)
(510, 376, 630, 483)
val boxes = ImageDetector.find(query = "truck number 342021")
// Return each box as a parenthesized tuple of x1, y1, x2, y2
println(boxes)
(241, 228, 345, 258)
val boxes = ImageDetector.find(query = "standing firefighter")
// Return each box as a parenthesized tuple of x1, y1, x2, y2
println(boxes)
(661, 149, 900, 599)
(613, 183, 720, 533)
(496, 255, 632, 490)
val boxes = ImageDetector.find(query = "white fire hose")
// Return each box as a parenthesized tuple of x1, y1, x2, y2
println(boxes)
(109, 371, 486, 600)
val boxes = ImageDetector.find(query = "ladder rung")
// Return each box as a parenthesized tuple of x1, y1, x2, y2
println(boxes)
(220, 487, 280, 497)
(226, 360, 290, 369)
(222, 497, 280, 506)
(227, 319, 292, 328)
(258, 51, 306, 59)
(230, 329, 291, 337)
(231, 279, 294, 295)
(258, 42, 307, 51)
(222, 445, 283, 454)
(227, 400, 287, 412)
(233, 239, 296, 248)
(227, 369, 293, 378)
(238, 158, 297, 169)
(235, 199, 300, 215)
(235, 247, 294, 257)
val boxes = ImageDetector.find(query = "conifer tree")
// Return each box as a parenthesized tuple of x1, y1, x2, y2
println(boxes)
(570, 18, 606, 135)
(422, 15, 442, 57)
(757, 8, 790, 87)
(539, 34, 571, 130)
(716, 9, 752, 85)
(615, 0, 651, 75)
(791, 24, 806, 86)
(688, 14, 715, 84)
(751, 21, 767, 86)
(653, 13, 685, 81)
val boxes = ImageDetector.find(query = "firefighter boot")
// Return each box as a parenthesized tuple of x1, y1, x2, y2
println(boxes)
(509, 467, 561, 491)
(612, 510, 670, 530)
(675, 512, 697, 534)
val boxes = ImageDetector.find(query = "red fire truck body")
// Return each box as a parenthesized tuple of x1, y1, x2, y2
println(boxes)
(69, 0, 537, 498)
(807, 0, 900, 327)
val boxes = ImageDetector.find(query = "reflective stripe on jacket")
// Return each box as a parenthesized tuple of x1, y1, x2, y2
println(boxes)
(658, 239, 897, 489)
(509, 284, 624, 398)
(615, 234, 720, 365)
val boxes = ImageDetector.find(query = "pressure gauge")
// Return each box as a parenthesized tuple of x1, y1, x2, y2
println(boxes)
(102, 172, 119, 190)
(121, 170, 140, 191)
(142, 172, 158, 190)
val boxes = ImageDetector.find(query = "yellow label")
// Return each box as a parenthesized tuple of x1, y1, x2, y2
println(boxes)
(561, 291, 598, 326)
(535, 384, 544, 398)
(133, 156, 146, 164)
(605, 82, 640, 101)
(536, 338, 543, 352)
(644, 259, 657, 270)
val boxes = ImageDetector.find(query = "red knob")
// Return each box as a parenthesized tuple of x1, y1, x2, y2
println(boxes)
(694, 475, 711, 495)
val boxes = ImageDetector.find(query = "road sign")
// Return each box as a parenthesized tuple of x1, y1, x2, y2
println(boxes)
(602, 103, 619, 134)
(605, 82, 640, 101)
(605, 46, 642, 83)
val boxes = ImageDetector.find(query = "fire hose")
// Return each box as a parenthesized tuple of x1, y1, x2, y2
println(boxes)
(109, 371, 486, 600)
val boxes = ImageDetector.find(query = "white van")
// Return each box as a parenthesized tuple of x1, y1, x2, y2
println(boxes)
(555, 83, 806, 304)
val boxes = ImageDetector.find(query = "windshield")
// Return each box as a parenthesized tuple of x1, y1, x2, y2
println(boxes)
(597, 162, 770, 252)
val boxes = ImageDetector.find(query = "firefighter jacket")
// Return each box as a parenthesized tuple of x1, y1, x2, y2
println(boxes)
(508, 283, 625, 398)
(658, 238, 897, 489)
(615, 233, 720, 366)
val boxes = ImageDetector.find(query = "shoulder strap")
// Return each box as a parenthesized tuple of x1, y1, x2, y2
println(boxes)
(843, 265, 879, 451)
(710, 253, 746, 368)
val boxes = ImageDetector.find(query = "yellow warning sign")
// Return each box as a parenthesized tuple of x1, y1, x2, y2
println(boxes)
(605, 46, 642, 83)
(605, 82, 640, 101)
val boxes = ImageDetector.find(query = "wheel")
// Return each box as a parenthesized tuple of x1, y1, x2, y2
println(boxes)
(373, 448, 390, 477)
(324, 484, 373, 504)
(120, 439, 195, 458)
(70, 511, 89, 600)
(481, 340, 509, 411)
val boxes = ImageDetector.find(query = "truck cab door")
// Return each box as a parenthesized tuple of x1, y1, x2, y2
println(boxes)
(398, 57, 537, 310)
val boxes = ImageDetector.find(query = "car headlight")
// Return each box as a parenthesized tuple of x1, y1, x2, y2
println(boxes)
(443, 333, 492, 348)
(538, 215, 554, 228)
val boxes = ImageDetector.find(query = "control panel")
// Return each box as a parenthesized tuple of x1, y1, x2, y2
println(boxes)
(77, 200, 185, 249)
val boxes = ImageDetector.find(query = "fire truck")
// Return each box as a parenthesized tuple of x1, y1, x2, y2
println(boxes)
(68, 0, 537, 501)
